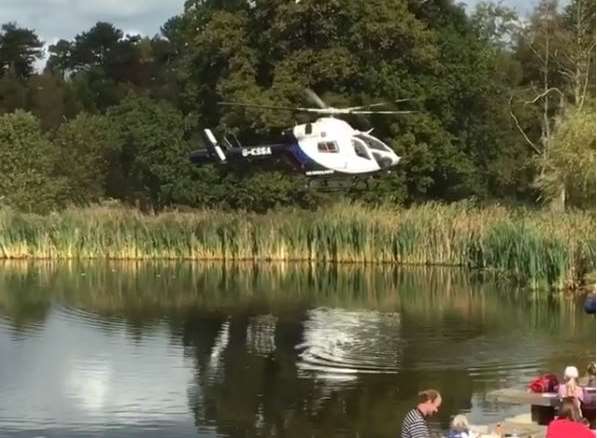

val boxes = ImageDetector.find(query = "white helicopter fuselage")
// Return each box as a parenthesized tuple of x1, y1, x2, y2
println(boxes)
(191, 117, 401, 178)
(292, 117, 400, 175)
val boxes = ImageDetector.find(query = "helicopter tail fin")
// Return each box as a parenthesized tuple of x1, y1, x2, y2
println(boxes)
(203, 129, 227, 162)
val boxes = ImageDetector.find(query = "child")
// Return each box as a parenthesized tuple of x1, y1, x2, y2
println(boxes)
(447, 414, 477, 438)
(558, 366, 584, 406)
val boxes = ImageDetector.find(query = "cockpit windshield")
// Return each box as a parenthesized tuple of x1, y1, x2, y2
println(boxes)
(355, 134, 392, 152)
(352, 138, 371, 160)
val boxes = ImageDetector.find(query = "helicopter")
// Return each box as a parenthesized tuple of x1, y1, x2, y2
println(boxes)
(189, 89, 412, 188)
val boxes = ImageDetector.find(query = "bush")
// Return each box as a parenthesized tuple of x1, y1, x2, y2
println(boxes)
(0, 111, 67, 213)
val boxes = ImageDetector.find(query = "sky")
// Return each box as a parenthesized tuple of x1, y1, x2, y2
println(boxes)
(1, 0, 539, 48)
(0, 0, 186, 47)
(462, 0, 538, 14)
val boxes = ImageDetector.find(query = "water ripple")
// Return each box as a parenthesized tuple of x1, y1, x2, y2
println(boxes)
(295, 307, 402, 380)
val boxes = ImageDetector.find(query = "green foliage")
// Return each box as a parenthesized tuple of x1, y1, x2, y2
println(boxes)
(46, 22, 152, 111)
(536, 107, 596, 208)
(26, 73, 66, 130)
(52, 113, 117, 204)
(0, 111, 67, 212)
(560, 0, 596, 106)
(0, 69, 27, 112)
(471, 1, 520, 48)
(45, 39, 71, 78)
(177, 0, 534, 203)
(0, 0, 594, 211)
(107, 95, 200, 208)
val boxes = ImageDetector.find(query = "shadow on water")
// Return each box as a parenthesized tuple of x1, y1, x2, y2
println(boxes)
(0, 261, 594, 438)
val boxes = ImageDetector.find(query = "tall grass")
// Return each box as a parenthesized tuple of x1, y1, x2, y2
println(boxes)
(0, 203, 593, 290)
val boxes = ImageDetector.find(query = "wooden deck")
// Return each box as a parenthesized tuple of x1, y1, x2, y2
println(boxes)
(470, 413, 547, 437)
(486, 388, 560, 407)
(485, 386, 597, 432)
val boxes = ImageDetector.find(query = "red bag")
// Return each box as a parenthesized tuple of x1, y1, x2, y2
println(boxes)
(528, 373, 559, 393)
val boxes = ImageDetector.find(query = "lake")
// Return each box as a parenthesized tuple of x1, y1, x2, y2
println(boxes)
(0, 261, 594, 438)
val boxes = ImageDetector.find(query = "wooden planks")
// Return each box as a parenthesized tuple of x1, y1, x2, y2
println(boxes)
(470, 416, 547, 438)
(486, 388, 560, 407)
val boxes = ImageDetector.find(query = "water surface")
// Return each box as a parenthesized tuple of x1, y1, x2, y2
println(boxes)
(0, 262, 594, 437)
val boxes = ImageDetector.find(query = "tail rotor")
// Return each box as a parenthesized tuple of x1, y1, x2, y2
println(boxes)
(203, 129, 227, 162)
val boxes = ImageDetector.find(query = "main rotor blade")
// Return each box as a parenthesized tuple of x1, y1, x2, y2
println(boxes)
(219, 102, 356, 115)
(218, 102, 315, 112)
(304, 88, 328, 109)
(345, 99, 413, 111)
(349, 110, 416, 114)
(218, 101, 414, 115)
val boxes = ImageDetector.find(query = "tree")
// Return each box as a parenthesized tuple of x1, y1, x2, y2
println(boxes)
(107, 95, 200, 209)
(0, 69, 27, 113)
(52, 113, 117, 204)
(395, 0, 528, 201)
(179, 0, 480, 203)
(26, 73, 66, 130)
(471, 1, 521, 49)
(559, 0, 596, 108)
(510, 0, 596, 210)
(3, 0, 590, 212)
(69, 22, 123, 71)
(174, 0, 550, 204)
(46, 39, 73, 78)
(0, 23, 43, 79)
(0, 111, 66, 212)
(46, 22, 148, 112)
(535, 107, 595, 208)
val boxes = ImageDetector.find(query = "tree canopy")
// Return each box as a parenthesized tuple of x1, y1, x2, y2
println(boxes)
(0, 0, 594, 213)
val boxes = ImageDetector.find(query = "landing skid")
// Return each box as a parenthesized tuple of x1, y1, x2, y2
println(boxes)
(304, 176, 382, 193)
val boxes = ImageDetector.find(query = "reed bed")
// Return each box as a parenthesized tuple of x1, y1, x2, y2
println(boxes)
(0, 203, 593, 290)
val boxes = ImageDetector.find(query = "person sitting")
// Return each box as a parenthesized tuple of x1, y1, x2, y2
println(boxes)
(547, 397, 594, 437)
(558, 366, 584, 406)
(447, 414, 476, 438)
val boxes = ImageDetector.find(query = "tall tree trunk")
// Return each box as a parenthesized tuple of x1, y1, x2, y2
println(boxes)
(550, 184, 566, 211)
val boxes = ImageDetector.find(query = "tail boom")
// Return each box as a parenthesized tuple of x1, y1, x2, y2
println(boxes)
(190, 129, 291, 165)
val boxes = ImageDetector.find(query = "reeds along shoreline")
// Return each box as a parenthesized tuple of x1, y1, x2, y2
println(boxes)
(0, 203, 594, 290)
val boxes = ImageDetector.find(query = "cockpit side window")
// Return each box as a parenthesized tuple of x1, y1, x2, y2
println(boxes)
(317, 141, 339, 153)
(355, 134, 391, 152)
(352, 139, 371, 160)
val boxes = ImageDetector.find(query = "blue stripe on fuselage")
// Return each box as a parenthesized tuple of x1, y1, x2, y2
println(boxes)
(290, 143, 308, 165)
(289, 143, 328, 172)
